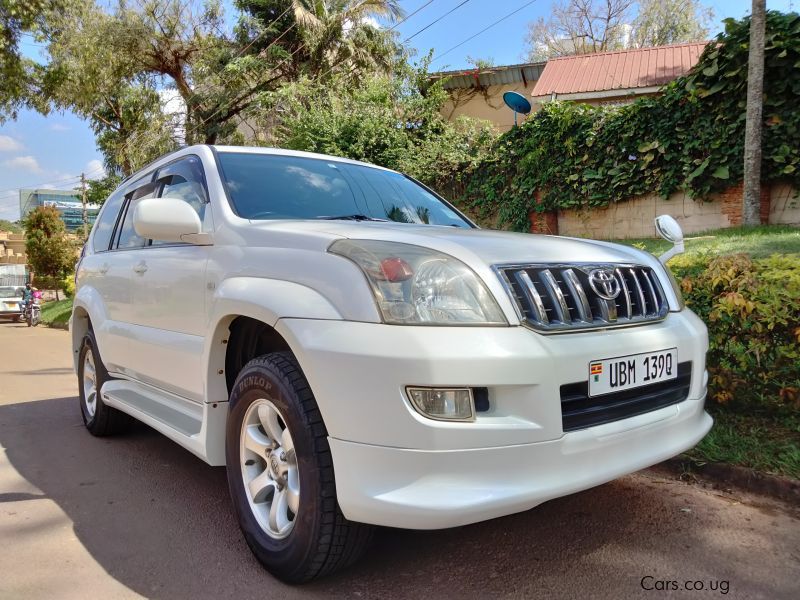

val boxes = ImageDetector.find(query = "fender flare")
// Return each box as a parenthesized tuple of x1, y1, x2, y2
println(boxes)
(203, 277, 343, 403)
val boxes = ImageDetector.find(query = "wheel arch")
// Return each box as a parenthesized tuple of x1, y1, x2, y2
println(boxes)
(204, 278, 343, 406)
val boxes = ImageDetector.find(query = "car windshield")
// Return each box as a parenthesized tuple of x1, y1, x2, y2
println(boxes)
(216, 152, 472, 228)
(0, 287, 22, 298)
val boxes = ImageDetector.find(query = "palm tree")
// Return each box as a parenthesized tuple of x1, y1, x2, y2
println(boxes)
(290, 0, 404, 78)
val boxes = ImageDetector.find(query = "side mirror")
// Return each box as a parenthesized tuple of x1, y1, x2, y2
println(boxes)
(654, 215, 685, 264)
(133, 197, 208, 244)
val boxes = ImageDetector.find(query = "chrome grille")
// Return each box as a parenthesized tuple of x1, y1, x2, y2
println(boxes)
(496, 263, 669, 332)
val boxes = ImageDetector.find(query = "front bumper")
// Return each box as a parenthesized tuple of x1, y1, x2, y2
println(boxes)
(275, 309, 711, 529)
(330, 398, 711, 529)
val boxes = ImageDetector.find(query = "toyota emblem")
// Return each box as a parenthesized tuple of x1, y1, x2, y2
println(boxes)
(588, 268, 621, 300)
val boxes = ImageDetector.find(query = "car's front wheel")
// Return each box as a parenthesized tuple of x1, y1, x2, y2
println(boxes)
(226, 352, 372, 583)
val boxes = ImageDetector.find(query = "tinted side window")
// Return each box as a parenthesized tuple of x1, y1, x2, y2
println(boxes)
(115, 184, 157, 250)
(91, 189, 125, 253)
(160, 174, 206, 221)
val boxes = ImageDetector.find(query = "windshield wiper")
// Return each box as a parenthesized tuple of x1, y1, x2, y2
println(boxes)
(318, 214, 389, 222)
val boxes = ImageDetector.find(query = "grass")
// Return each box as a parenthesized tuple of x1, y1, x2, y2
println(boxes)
(688, 409, 800, 480)
(615, 224, 800, 481)
(40, 297, 73, 326)
(615, 225, 800, 259)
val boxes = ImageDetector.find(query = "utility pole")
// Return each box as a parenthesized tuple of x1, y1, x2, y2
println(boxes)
(80, 172, 88, 239)
(743, 0, 766, 226)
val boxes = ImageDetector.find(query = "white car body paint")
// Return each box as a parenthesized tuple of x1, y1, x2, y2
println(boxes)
(71, 144, 711, 528)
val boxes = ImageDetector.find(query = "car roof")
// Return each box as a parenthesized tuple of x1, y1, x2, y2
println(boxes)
(121, 145, 394, 188)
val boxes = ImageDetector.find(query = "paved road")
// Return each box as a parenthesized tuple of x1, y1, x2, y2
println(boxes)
(0, 322, 798, 600)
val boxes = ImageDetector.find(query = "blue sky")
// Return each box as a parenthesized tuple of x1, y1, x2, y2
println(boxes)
(0, 0, 794, 221)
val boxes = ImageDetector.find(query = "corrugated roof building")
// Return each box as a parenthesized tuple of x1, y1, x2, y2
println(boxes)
(430, 62, 546, 131)
(530, 42, 708, 103)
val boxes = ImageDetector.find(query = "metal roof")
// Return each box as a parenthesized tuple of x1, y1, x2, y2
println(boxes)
(430, 62, 546, 90)
(531, 42, 708, 98)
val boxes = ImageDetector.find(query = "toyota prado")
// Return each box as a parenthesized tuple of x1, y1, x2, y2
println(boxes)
(71, 145, 712, 582)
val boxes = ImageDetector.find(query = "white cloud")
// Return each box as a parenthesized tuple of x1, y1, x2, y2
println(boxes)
(86, 159, 106, 178)
(3, 155, 43, 173)
(0, 135, 23, 152)
(49, 123, 71, 132)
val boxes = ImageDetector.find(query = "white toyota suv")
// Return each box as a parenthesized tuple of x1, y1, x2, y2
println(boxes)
(71, 145, 712, 582)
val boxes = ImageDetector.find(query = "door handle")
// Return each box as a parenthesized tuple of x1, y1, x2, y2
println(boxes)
(133, 261, 148, 275)
(99, 263, 110, 275)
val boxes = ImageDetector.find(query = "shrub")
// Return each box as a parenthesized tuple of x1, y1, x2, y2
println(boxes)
(62, 273, 76, 298)
(673, 253, 800, 414)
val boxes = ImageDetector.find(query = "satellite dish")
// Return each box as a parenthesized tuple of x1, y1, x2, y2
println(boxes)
(503, 91, 532, 127)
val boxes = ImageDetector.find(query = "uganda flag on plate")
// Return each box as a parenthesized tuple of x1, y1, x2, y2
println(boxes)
(590, 362, 602, 382)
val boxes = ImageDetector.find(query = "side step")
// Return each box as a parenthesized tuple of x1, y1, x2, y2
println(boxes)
(101, 379, 228, 465)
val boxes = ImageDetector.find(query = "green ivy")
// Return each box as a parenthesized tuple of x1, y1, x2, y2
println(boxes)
(464, 11, 800, 231)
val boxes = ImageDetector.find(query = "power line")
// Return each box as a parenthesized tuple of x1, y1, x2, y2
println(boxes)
(0, 165, 106, 204)
(431, 0, 538, 64)
(404, 0, 471, 43)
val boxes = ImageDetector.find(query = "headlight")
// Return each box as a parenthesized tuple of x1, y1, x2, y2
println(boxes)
(663, 265, 685, 310)
(329, 240, 506, 325)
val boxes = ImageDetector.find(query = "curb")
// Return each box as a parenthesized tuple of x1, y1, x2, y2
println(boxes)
(651, 455, 800, 504)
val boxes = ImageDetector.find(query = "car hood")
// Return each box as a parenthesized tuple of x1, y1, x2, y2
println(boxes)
(247, 219, 653, 266)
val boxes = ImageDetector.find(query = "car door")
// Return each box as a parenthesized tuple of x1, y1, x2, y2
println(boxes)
(78, 185, 147, 373)
(126, 156, 212, 402)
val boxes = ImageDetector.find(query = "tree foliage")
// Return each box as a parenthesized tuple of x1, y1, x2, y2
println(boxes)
(0, 0, 76, 120)
(525, 0, 634, 61)
(23, 206, 77, 284)
(469, 11, 800, 232)
(271, 57, 495, 197)
(0, 218, 22, 233)
(631, 0, 712, 48)
(525, 0, 713, 61)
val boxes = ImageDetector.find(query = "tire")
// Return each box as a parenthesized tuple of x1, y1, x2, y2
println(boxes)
(226, 352, 373, 583)
(78, 330, 132, 436)
(14, 314, 22, 323)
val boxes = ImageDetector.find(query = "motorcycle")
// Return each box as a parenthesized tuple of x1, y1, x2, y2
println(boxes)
(23, 295, 42, 327)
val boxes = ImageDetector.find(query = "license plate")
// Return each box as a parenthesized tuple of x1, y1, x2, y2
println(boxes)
(588, 348, 678, 397)
(3, 302, 17, 310)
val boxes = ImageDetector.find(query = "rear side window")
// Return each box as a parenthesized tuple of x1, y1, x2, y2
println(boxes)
(91, 190, 125, 253)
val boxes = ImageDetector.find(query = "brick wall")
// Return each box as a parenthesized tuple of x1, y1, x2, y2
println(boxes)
(552, 184, 798, 239)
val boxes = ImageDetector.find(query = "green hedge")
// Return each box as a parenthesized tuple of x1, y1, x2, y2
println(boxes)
(462, 11, 800, 231)
(672, 252, 800, 414)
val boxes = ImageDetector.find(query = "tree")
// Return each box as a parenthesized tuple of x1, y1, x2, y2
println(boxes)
(631, 0, 713, 48)
(524, 0, 714, 61)
(0, 219, 22, 233)
(273, 57, 496, 194)
(0, 0, 77, 120)
(743, 0, 766, 226)
(525, 0, 635, 61)
(83, 175, 123, 208)
(23, 206, 76, 299)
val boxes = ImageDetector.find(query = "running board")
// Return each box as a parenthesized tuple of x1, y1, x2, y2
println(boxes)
(101, 379, 228, 466)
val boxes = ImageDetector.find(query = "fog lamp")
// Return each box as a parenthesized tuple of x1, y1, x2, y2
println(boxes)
(406, 387, 475, 421)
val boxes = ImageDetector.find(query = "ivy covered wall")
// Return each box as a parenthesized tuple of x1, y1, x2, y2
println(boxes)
(461, 11, 800, 232)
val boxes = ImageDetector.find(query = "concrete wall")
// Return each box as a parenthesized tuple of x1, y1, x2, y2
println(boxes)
(442, 81, 536, 132)
(552, 183, 798, 239)
(769, 182, 800, 226)
(0, 232, 26, 265)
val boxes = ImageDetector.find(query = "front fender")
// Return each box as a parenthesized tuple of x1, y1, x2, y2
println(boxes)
(202, 277, 344, 404)
(210, 277, 343, 327)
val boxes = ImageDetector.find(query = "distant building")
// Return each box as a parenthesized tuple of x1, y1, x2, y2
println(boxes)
(530, 42, 708, 106)
(430, 62, 546, 132)
(431, 43, 708, 130)
(19, 188, 100, 233)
